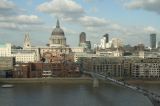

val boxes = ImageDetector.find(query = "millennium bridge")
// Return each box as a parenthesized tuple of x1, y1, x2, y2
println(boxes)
(84, 71, 160, 106)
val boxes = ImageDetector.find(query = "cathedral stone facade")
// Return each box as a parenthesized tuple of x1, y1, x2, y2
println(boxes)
(49, 20, 66, 47)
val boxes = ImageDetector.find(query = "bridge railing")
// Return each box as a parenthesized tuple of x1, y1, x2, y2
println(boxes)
(84, 71, 160, 106)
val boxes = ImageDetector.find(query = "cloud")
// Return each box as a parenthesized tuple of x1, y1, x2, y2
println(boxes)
(84, 0, 93, 3)
(0, 0, 15, 9)
(37, 0, 110, 27)
(144, 26, 157, 33)
(0, 0, 25, 16)
(0, 15, 42, 24)
(78, 16, 108, 27)
(16, 15, 43, 24)
(0, 15, 44, 31)
(37, 0, 159, 39)
(0, 0, 45, 31)
(0, 22, 18, 30)
(91, 7, 98, 13)
(0, 22, 47, 31)
(27, 0, 33, 6)
(37, 0, 110, 30)
(37, 0, 85, 18)
(84, 0, 104, 3)
(124, 0, 160, 14)
(63, 27, 77, 35)
(0, 0, 158, 47)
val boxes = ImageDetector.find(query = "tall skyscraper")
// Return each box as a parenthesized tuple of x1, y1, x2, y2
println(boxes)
(79, 32, 86, 47)
(158, 41, 160, 48)
(85, 41, 91, 49)
(79, 32, 86, 44)
(150, 33, 156, 49)
(103, 33, 109, 43)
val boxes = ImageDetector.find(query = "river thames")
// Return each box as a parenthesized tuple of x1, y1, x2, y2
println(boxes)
(0, 83, 160, 106)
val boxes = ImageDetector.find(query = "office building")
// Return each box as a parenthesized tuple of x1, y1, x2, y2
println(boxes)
(103, 33, 109, 43)
(150, 33, 156, 49)
(79, 32, 86, 44)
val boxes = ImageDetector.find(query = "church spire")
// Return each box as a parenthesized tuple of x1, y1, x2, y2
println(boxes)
(23, 32, 31, 49)
(56, 19, 60, 28)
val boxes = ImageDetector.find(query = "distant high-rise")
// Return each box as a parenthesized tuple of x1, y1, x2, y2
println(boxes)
(79, 32, 86, 44)
(150, 33, 156, 49)
(158, 41, 160, 48)
(103, 33, 109, 43)
(85, 41, 91, 49)
(78, 32, 91, 50)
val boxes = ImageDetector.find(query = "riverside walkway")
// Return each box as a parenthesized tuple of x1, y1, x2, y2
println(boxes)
(84, 71, 160, 106)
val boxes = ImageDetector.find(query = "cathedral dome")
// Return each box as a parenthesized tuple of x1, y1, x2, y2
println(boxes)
(52, 28, 64, 36)
(49, 19, 67, 47)
(51, 20, 64, 36)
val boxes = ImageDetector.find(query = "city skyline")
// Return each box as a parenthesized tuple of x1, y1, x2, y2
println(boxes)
(0, 0, 160, 47)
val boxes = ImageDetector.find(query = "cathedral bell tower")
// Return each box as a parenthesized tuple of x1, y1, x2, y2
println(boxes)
(23, 32, 31, 49)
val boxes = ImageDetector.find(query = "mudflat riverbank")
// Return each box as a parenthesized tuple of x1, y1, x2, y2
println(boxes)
(0, 77, 93, 84)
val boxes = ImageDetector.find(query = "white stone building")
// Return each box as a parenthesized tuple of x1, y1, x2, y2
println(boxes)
(110, 38, 123, 48)
(94, 36, 123, 50)
(11, 49, 37, 63)
(0, 43, 37, 63)
(71, 47, 85, 53)
(0, 43, 11, 57)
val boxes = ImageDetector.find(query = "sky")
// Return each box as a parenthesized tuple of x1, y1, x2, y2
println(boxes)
(0, 0, 160, 47)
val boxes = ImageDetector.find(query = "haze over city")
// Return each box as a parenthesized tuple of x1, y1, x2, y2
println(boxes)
(0, 0, 160, 47)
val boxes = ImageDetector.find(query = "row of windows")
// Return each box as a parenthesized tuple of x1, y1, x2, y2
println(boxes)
(16, 56, 35, 60)
(16, 57, 34, 58)
(0, 53, 11, 55)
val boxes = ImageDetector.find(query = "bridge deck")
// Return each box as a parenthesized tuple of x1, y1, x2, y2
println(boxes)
(84, 71, 160, 106)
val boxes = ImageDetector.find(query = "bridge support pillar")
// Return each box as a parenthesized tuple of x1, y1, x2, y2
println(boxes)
(93, 78, 99, 88)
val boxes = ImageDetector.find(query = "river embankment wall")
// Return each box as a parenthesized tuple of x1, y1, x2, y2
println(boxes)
(0, 78, 160, 84)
